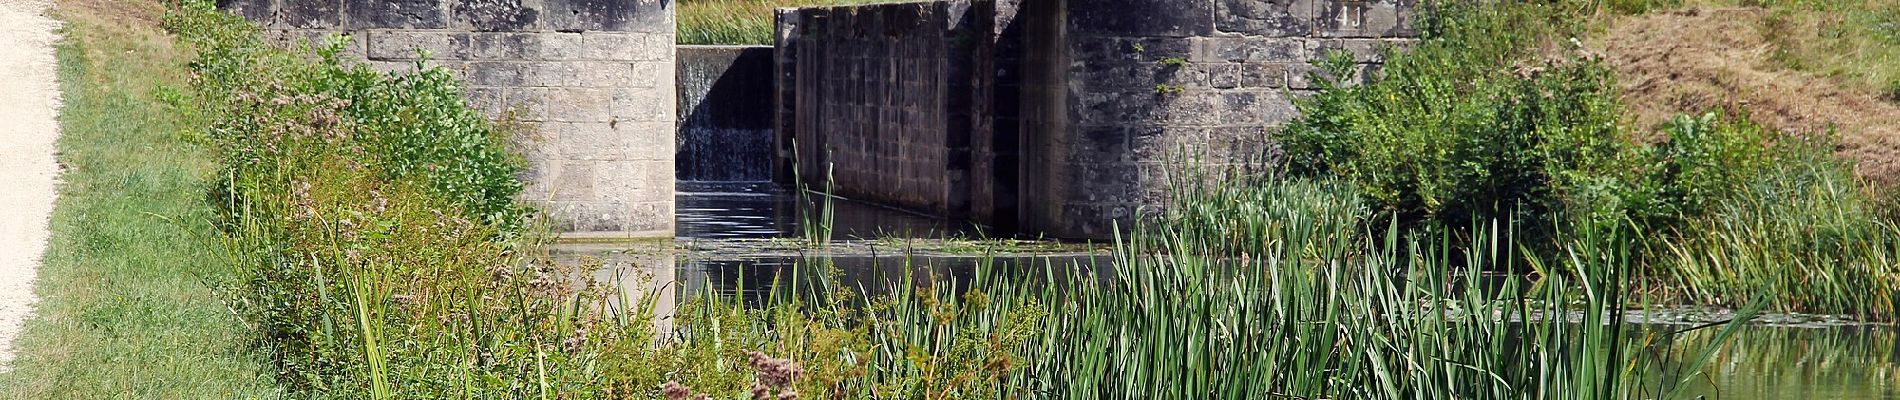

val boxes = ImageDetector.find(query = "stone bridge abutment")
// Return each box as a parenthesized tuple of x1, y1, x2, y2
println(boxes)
(778, 0, 1417, 239)
(222, 0, 1415, 240)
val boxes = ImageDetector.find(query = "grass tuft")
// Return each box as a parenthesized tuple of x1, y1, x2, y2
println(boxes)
(0, 0, 283, 397)
(678, 0, 878, 45)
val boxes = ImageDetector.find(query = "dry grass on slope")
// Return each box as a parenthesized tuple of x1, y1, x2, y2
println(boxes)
(1597, 7, 1900, 182)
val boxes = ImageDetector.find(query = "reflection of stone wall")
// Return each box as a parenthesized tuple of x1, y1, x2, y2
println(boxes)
(217, 0, 678, 237)
(1018, 0, 1417, 238)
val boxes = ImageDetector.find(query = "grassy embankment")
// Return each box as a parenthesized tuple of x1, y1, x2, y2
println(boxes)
(678, 0, 878, 45)
(6, 0, 1878, 398)
(153, 0, 1758, 397)
(1748, 0, 1900, 100)
(1283, 0, 1899, 318)
(0, 0, 282, 397)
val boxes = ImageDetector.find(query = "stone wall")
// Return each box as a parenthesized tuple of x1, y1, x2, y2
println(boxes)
(779, 2, 992, 219)
(1015, 0, 1416, 238)
(774, 0, 1415, 239)
(1009, 0, 1069, 237)
(217, 0, 678, 238)
(677, 45, 774, 182)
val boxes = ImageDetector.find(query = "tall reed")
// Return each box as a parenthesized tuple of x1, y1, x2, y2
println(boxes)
(646, 176, 1753, 399)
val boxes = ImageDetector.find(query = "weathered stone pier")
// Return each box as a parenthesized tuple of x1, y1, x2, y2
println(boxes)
(221, 0, 1417, 240)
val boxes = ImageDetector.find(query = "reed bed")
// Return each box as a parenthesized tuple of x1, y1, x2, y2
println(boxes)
(158, 0, 1872, 398)
(643, 177, 1756, 399)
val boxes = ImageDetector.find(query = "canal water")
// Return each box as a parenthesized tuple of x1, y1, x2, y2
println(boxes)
(553, 181, 1900, 399)
(1633, 322, 1900, 399)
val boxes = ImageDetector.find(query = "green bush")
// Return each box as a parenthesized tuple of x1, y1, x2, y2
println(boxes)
(1277, 1, 1899, 317)
(1280, 1, 1626, 237)
(1621, 113, 1784, 226)
(163, 2, 584, 397)
(167, 3, 525, 231)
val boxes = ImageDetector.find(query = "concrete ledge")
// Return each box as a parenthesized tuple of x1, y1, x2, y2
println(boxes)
(556, 230, 678, 243)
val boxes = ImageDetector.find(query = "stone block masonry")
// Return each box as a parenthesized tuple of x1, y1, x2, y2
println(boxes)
(219, 0, 678, 238)
(1014, 0, 1416, 238)
(774, 0, 1416, 239)
(779, 1, 992, 220)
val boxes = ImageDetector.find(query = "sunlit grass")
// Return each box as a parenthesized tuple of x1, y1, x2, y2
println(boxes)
(0, 0, 283, 397)
(678, 0, 880, 45)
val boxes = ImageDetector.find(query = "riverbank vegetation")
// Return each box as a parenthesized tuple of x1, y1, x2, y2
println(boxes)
(0, 0, 282, 397)
(163, 0, 1759, 397)
(1282, 1, 1898, 318)
(14, 0, 1893, 398)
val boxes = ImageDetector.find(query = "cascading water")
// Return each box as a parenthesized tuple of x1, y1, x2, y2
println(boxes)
(676, 47, 776, 183)
(675, 125, 773, 182)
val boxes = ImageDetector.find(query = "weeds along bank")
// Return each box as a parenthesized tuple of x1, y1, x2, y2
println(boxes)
(154, 0, 1879, 399)
(0, 0, 282, 396)
(1279, 1, 1899, 318)
(166, 2, 632, 397)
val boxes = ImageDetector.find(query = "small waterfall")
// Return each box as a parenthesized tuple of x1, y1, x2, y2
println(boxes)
(677, 46, 775, 182)
(676, 125, 773, 181)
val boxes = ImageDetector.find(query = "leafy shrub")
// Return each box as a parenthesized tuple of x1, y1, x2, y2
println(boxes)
(1280, 1, 1626, 237)
(1278, 1, 1899, 318)
(163, 2, 593, 397)
(167, 3, 526, 231)
(1617, 113, 1785, 227)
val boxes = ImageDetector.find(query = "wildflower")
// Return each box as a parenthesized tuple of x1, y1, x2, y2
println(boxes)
(660, 381, 708, 400)
(746, 350, 803, 388)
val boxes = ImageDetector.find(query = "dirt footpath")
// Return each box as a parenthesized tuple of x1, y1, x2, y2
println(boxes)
(0, 0, 62, 372)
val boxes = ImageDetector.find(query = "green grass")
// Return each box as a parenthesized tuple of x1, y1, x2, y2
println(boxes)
(0, 1, 282, 397)
(1755, 0, 1900, 100)
(678, 0, 879, 45)
(1282, 1, 1899, 318)
(0, 1, 1834, 398)
(1646, 0, 1900, 100)
(642, 175, 1757, 399)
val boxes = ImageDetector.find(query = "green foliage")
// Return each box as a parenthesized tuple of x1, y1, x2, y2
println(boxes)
(1279, 1, 1899, 318)
(0, 5, 283, 396)
(162, 2, 587, 398)
(1281, 1, 1625, 235)
(165, 2, 526, 231)
(1662, 126, 1900, 317)
(1618, 113, 1782, 226)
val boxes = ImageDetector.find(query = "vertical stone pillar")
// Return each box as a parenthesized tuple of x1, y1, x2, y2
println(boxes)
(772, 8, 801, 185)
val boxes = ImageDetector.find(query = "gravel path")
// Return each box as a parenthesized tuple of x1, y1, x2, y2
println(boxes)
(0, 0, 61, 373)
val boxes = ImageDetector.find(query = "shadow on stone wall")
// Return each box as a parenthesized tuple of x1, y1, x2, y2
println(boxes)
(678, 46, 775, 182)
